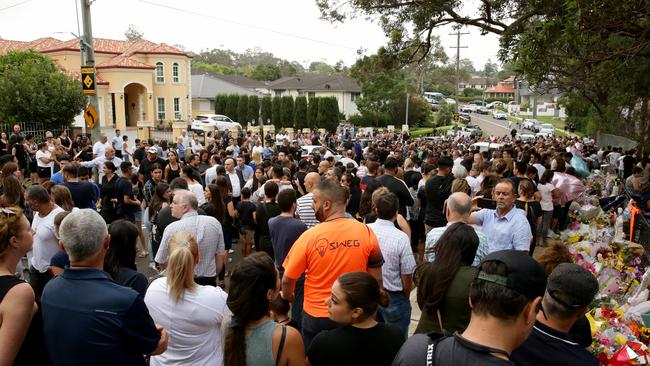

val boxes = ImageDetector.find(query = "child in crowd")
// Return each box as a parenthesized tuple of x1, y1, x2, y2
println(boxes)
(270, 294, 300, 331)
(235, 187, 256, 257)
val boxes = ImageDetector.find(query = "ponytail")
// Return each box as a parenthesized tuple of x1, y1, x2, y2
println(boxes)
(167, 231, 198, 303)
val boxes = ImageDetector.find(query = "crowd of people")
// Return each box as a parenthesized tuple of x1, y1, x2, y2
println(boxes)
(0, 121, 649, 366)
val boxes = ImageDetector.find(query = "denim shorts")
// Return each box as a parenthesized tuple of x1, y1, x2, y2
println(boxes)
(134, 207, 143, 222)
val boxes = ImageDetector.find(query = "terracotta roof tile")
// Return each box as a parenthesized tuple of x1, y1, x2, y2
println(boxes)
(485, 83, 515, 94)
(96, 55, 155, 70)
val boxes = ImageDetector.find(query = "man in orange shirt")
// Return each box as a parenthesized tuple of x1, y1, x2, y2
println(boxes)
(282, 179, 384, 349)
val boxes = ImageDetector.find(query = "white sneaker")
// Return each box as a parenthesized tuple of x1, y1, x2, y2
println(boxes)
(546, 229, 556, 237)
(228, 249, 235, 254)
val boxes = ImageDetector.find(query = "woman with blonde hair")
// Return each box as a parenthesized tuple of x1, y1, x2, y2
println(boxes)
(145, 231, 229, 366)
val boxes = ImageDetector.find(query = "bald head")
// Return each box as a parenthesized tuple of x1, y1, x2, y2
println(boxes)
(304, 172, 321, 193)
(318, 160, 330, 174)
(446, 192, 472, 220)
(104, 146, 115, 159)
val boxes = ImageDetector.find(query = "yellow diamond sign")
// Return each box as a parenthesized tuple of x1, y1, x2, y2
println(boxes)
(84, 104, 98, 129)
(81, 67, 95, 95)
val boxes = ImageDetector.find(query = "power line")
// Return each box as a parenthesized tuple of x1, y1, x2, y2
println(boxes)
(0, 0, 34, 13)
(136, 0, 357, 51)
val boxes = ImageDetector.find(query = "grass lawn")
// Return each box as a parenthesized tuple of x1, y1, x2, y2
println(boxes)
(410, 127, 433, 137)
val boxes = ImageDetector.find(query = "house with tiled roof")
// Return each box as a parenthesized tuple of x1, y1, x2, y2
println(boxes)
(485, 77, 516, 99)
(265, 74, 361, 117)
(0, 37, 192, 130)
(191, 73, 266, 116)
(459, 76, 497, 90)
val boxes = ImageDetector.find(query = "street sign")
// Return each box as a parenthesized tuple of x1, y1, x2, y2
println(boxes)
(84, 104, 98, 129)
(81, 67, 95, 95)
(453, 113, 460, 122)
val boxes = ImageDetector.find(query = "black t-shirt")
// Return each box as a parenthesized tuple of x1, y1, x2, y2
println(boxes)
(139, 157, 166, 182)
(64, 181, 98, 209)
(375, 174, 414, 218)
(511, 321, 598, 366)
(236, 201, 256, 228)
(308, 323, 404, 366)
(377, 149, 390, 164)
(424, 175, 453, 227)
(133, 147, 145, 165)
(294, 171, 307, 197)
(392, 333, 514, 366)
(360, 175, 375, 189)
(255, 202, 282, 236)
(116, 178, 137, 218)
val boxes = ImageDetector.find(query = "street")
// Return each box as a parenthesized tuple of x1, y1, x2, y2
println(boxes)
(467, 112, 515, 137)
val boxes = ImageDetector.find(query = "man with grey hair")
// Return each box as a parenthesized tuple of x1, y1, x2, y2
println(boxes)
(78, 145, 122, 184)
(42, 209, 168, 365)
(155, 190, 226, 286)
(424, 192, 489, 266)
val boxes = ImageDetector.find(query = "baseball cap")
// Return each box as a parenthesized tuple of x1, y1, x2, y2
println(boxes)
(546, 263, 598, 309)
(147, 147, 158, 154)
(476, 250, 547, 300)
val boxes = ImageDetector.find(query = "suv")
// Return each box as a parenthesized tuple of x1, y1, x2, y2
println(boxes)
(191, 114, 242, 134)
(460, 104, 478, 113)
(522, 118, 541, 132)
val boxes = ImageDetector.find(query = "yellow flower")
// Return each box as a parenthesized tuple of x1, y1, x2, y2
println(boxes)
(615, 333, 628, 346)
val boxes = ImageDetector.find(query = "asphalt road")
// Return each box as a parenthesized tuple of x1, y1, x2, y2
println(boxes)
(467, 112, 516, 137)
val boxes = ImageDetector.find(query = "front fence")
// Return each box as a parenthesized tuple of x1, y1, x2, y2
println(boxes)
(0, 122, 69, 142)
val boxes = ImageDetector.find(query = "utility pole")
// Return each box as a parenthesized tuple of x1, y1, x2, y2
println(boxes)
(405, 93, 410, 126)
(449, 29, 469, 112)
(80, 0, 101, 140)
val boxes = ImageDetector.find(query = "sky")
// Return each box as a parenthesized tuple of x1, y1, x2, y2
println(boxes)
(0, 0, 501, 72)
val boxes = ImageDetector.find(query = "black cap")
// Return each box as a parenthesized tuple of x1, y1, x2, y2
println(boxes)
(547, 263, 598, 309)
(477, 250, 547, 300)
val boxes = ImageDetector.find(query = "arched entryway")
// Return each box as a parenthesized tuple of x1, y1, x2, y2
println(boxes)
(124, 83, 148, 127)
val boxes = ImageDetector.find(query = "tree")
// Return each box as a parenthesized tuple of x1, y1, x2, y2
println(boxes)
(309, 61, 336, 74)
(247, 95, 260, 125)
(225, 94, 239, 120)
(0, 50, 85, 129)
(261, 96, 272, 124)
(237, 95, 248, 123)
(317, 97, 340, 132)
(214, 94, 228, 114)
(271, 96, 282, 130)
(124, 24, 144, 41)
(463, 88, 483, 97)
(307, 97, 319, 130)
(250, 64, 281, 81)
(294, 96, 308, 129)
(482, 59, 499, 86)
(281, 96, 294, 129)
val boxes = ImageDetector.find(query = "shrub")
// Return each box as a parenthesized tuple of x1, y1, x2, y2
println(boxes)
(261, 96, 272, 124)
(214, 94, 228, 115)
(272, 96, 282, 130)
(280, 96, 294, 129)
(226, 94, 239, 120)
(247, 95, 259, 125)
(237, 95, 248, 123)
(317, 97, 340, 132)
(294, 96, 308, 129)
(307, 97, 319, 130)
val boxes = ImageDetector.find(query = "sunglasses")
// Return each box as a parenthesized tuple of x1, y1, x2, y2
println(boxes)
(0, 207, 18, 217)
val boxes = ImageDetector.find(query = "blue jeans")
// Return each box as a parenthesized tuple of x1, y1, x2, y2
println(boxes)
(379, 291, 411, 338)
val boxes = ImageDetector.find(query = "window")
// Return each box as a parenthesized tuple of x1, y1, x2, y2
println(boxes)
(172, 62, 180, 83)
(173, 97, 181, 120)
(308, 92, 315, 98)
(275, 90, 284, 97)
(157, 97, 166, 120)
(351, 92, 360, 102)
(156, 62, 164, 83)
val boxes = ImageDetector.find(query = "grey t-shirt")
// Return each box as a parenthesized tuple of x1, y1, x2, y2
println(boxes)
(392, 333, 514, 366)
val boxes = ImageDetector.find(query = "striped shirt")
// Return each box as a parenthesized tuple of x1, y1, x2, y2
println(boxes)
(424, 221, 490, 266)
(367, 219, 416, 292)
(296, 192, 319, 229)
(155, 211, 225, 277)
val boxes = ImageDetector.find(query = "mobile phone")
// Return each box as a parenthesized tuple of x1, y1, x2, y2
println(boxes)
(477, 198, 497, 209)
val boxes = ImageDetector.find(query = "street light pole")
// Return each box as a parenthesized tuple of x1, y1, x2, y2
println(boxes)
(449, 29, 469, 112)
(80, 0, 101, 140)
(405, 93, 410, 127)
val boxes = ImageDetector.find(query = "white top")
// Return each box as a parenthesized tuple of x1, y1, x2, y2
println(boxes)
(533, 163, 546, 178)
(112, 135, 124, 150)
(28, 206, 65, 273)
(188, 182, 207, 206)
(227, 171, 241, 198)
(145, 277, 230, 366)
(537, 182, 555, 211)
(36, 150, 53, 169)
(93, 141, 111, 157)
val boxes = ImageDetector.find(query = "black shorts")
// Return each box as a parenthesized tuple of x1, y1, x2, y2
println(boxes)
(37, 166, 51, 178)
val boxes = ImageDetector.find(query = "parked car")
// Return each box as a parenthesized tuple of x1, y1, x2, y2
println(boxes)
(448, 125, 482, 138)
(459, 112, 471, 123)
(536, 123, 555, 137)
(301, 145, 341, 161)
(492, 110, 507, 120)
(445, 98, 457, 105)
(460, 104, 478, 113)
(486, 101, 505, 109)
(469, 100, 486, 106)
(430, 102, 440, 111)
(476, 106, 489, 114)
(190, 114, 242, 134)
(516, 133, 537, 142)
(522, 118, 541, 132)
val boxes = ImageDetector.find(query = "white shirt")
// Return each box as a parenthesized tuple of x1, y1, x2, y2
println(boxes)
(155, 211, 225, 277)
(92, 141, 110, 157)
(189, 182, 207, 206)
(80, 156, 123, 183)
(36, 150, 53, 169)
(227, 171, 241, 198)
(466, 175, 480, 195)
(533, 163, 546, 178)
(538, 182, 555, 211)
(145, 277, 230, 366)
(339, 157, 359, 168)
(28, 206, 65, 273)
(204, 165, 218, 186)
(367, 219, 416, 292)
(112, 135, 124, 151)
